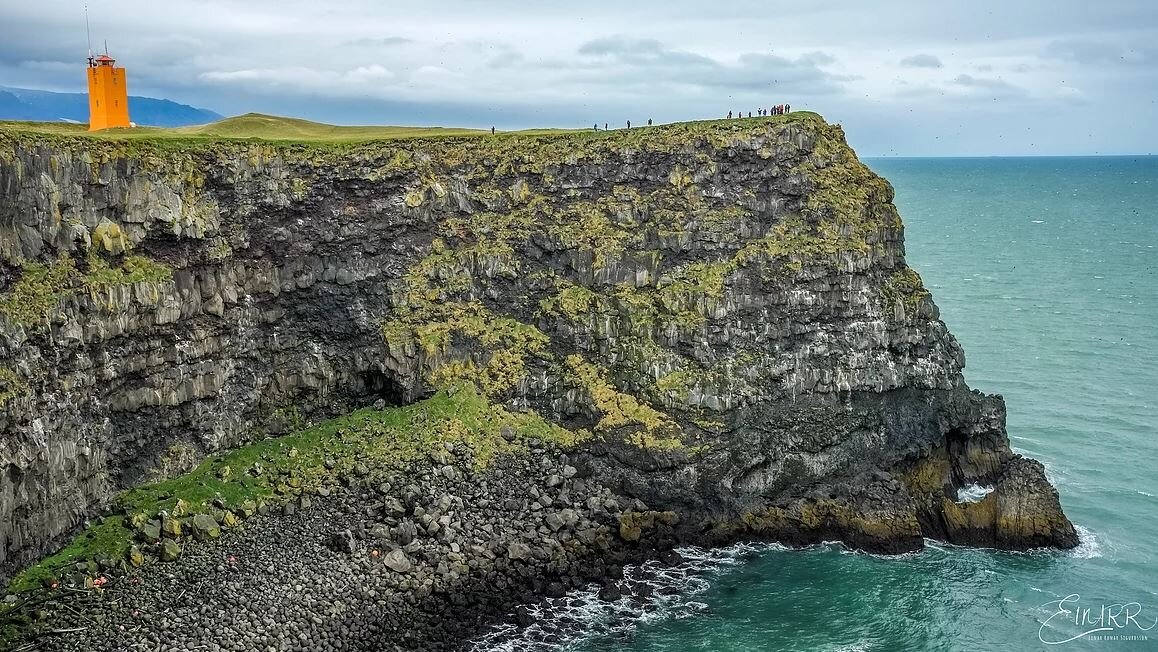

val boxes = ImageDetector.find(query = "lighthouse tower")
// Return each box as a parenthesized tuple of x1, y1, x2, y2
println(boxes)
(87, 50, 131, 131)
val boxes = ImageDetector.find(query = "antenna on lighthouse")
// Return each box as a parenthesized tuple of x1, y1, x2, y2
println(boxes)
(85, 2, 94, 66)
(85, 3, 92, 57)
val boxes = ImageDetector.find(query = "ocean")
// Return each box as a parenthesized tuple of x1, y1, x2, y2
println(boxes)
(472, 156, 1158, 651)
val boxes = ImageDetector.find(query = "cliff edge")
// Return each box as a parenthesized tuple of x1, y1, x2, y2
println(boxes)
(0, 113, 1075, 595)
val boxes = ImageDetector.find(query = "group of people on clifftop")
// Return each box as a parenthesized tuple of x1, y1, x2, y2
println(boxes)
(729, 104, 790, 119)
(579, 104, 793, 133)
(592, 119, 656, 131)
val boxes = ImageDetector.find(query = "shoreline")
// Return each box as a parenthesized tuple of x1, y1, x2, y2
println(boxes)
(2, 438, 679, 651)
(1, 443, 1077, 651)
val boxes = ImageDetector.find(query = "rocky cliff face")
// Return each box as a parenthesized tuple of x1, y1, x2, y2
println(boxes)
(0, 114, 1075, 583)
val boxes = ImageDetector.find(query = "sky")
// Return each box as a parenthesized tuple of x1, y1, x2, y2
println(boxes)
(1, 0, 1156, 156)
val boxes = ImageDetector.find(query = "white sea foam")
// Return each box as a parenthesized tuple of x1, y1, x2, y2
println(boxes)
(923, 540, 950, 553)
(1069, 525, 1103, 559)
(1136, 490, 1155, 497)
(837, 544, 924, 560)
(1031, 220, 1045, 223)
(1039, 459, 1066, 486)
(955, 483, 996, 504)
(468, 543, 774, 652)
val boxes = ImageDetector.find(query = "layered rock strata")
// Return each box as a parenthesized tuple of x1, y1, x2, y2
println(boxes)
(0, 114, 1076, 588)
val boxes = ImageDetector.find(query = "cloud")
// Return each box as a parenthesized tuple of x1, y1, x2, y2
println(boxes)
(2, 0, 1158, 155)
(1043, 39, 1158, 67)
(952, 73, 1004, 88)
(577, 36, 717, 68)
(799, 52, 836, 66)
(342, 36, 412, 48)
(200, 64, 395, 96)
(573, 36, 848, 95)
(900, 54, 944, 69)
(950, 73, 1027, 99)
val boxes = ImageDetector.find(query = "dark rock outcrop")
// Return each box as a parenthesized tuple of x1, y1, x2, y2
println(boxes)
(0, 114, 1076, 585)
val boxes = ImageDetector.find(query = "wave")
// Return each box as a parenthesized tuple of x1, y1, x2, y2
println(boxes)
(1068, 525, 1103, 559)
(469, 543, 777, 651)
(471, 525, 1106, 650)
(955, 483, 995, 504)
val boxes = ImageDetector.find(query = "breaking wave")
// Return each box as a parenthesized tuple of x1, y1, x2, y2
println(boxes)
(469, 543, 780, 651)
(955, 483, 996, 504)
(1068, 525, 1103, 559)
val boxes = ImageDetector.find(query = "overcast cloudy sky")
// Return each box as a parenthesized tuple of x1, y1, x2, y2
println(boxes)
(2, 0, 1156, 155)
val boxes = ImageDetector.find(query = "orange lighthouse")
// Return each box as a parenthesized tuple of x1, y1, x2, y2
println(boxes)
(87, 51, 131, 131)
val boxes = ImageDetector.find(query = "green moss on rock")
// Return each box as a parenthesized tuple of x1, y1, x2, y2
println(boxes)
(0, 254, 174, 327)
(564, 354, 682, 447)
(6, 384, 581, 595)
(881, 268, 930, 318)
(0, 367, 28, 408)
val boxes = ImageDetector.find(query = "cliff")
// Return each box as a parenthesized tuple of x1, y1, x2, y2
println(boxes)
(0, 113, 1075, 590)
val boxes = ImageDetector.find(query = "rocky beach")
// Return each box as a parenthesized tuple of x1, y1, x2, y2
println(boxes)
(8, 430, 662, 652)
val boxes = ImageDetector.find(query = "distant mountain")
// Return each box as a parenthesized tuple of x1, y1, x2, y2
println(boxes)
(0, 87, 222, 127)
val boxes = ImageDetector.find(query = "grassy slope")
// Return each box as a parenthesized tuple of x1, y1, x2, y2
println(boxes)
(4, 384, 579, 595)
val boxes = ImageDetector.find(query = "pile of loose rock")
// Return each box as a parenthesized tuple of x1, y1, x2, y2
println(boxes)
(7, 439, 682, 651)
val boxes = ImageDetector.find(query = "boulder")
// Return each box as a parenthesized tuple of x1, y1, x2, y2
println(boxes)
(191, 514, 222, 541)
(159, 539, 182, 562)
(544, 513, 565, 531)
(507, 542, 531, 560)
(368, 523, 392, 541)
(137, 520, 162, 542)
(382, 549, 412, 573)
(393, 520, 419, 545)
(329, 529, 358, 555)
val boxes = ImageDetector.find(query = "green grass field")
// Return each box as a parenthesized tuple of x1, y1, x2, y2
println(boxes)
(0, 111, 818, 146)
(0, 112, 585, 143)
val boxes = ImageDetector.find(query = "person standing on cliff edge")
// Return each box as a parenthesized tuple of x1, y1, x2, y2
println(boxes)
(491, 126, 495, 135)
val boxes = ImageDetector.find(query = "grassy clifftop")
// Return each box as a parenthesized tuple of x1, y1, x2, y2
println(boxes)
(0, 110, 822, 147)
(1, 111, 629, 143)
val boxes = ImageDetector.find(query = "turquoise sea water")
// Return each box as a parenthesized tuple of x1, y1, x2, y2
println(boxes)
(478, 156, 1158, 651)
